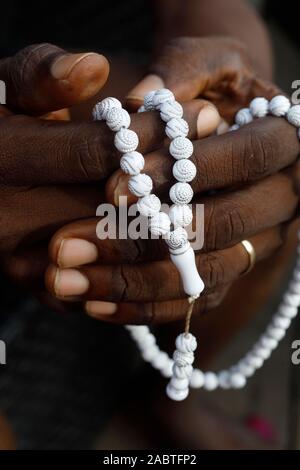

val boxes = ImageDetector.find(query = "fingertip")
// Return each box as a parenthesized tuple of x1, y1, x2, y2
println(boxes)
(126, 74, 165, 111)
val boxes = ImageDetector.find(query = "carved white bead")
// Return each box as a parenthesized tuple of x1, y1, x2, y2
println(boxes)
(148, 211, 171, 237)
(166, 227, 188, 251)
(160, 101, 183, 122)
(169, 204, 193, 228)
(173, 350, 194, 367)
(235, 108, 253, 126)
(120, 151, 144, 175)
(245, 354, 263, 369)
(93, 97, 122, 121)
(137, 194, 161, 217)
(152, 88, 175, 108)
(141, 345, 160, 361)
(203, 372, 218, 391)
(143, 90, 156, 111)
(166, 384, 189, 401)
(169, 377, 189, 390)
(283, 292, 300, 308)
(249, 97, 269, 118)
(137, 105, 146, 113)
(169, 136, 194, 160)
(272, 314, 291, 330)
(266, 326, 286, 341)
(173, 363, 193, 380)
(278, 304, 298, 318)
(230, 372, 246, 389)
(287, 105, 300, 127)
(115, 128, 139, 153)
(169, 182, 193, 205)
(161, 359, 174, 378)
(173, 159, 197, 183)
(253, 346, 271, 360)
(106, 107, 131, 131)
(151, 351, 170, 370)
(189, 369, 205, 388)
(128, 173, 153, 197)
(269, 95, 291, 116)
(236, 361, 255, 378)
(165, 118, 189, 139)
(260, 336, 278, 350)
(175, 333, 197, 354)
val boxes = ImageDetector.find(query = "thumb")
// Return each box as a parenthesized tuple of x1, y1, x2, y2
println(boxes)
(0, 43, 109, 115)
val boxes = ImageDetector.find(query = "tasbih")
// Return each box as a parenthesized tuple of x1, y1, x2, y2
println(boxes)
(93, 92, 300, 401)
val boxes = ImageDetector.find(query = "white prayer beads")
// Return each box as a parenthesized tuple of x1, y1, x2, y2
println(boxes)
(120, 151, 144, 175)
(128, 173, 153, 197)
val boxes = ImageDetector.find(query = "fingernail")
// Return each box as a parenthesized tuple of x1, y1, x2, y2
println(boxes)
(54, 268, 89, 296)
(127, 74, 165, 105)
(216, 119, 230, 135)
(51, 52, 96, 80)
(197, 105, 221, 138)
(57, 239, 98, 268)
(85, 301, 117, 316)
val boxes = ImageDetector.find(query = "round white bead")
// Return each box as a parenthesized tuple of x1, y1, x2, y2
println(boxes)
(189, 369, 205, 388)
(141, 345, 160, 361)
(169, 204, 193, 228)
(166, 384, 189, 401)
(218, 370, 231, 389)
(173, 350, 194, 367)
(151, 351, 170, 370)
(236, 361, 255, 377)
(169, 182, 193, 205)
(203, 372, 218, 391)
(253, 345, 271, 360)
(169, 377, 189, 390)
(120, 151, 144, 175)
(137, 105, 146, 113)
(175, 333, 197, 354)
(143, 90, 156, 111)
(266, 326, 286, 341)
(289, 280, 300, 295)
(160, 101, 183, 122)
(166, 227, 189, 251)
(161, 359, 174, 378)
(137, 334, 156, 349)
(137, 194, 161, 217)
(230, 372, 246, 389)
(283, 292, 300, 308)
(245, 354, 263, 369)
(166, 118, 189, 139)
(260, 335, 278, 350)
(128, 173, 153, 197)
(152, 88, 175, 109)
(93, 97, 122, 121)
(272, 314, 291, 330)
(173, 363, 193, 379)
(278, 304, 298, 319)
(106, 107, 130, 131)
(287, 105, 300, 127)
(114, 128, 139, 153)
(173, 159, 197, 183)
(148, 211, 171, 237)
(169, 136, 193, 160)
(235, 108, 253, 126)
(269, 95, 291, 116)
(249, 97, 269, 118)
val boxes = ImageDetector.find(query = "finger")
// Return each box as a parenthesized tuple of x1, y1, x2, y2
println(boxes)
(126, 37, 279, 112)
(45, 225, 285, 303)
(85, 284, 231, 325)
(48, 170, 297, 269)
(106, 116, 300, 205)
(0, 43, 109, 115)
(41, 108, 70, 121)
(0, 100, 216, 185)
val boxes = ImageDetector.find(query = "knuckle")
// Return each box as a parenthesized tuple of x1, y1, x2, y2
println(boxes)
(241, 125, 275, 181)
(199, 253, 226, 290)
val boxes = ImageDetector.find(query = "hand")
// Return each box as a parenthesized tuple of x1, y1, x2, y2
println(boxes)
(45, 37, 300, 324)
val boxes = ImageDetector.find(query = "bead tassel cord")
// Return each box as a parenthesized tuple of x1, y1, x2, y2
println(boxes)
(93, 93, 300, 401)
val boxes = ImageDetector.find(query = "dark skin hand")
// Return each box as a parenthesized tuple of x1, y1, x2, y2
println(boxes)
(45, 36, 300, 324)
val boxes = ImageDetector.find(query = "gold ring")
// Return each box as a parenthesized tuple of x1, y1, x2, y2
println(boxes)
(240, 240, 256, 275)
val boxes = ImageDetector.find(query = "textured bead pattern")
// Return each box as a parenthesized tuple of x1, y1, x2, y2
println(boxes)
(169, 136, 194, 160)
(148, 212, 171, 237)
(287, 105, 300, 127)
(120, 151, 144, 175)
(169, 204, 193, 228)
(172, 159, 197, 183)
(170, 182, 193, 205)
(269, 95, 291, 116)
(235, 108, 253, 126)
(137, 194, 161, 217)
(165, 117, 189, 139)
(144, 90, 156, 111)
(166, 227, 188, 251)
(152, 88, 175, 108)
(249, 97, 269, 118)
(115, 128, 139, 153)
(128, 173, 153, 197)
(93, 97, 122, 121)
(160, 101, 183, 122)
(106, 107, 130, 131)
